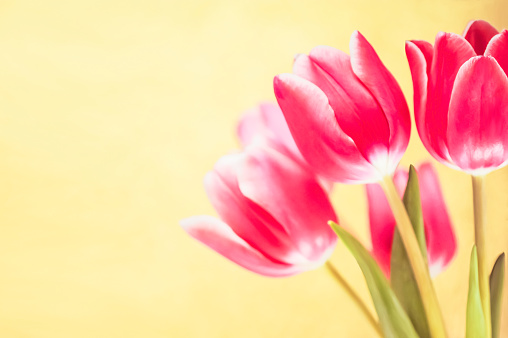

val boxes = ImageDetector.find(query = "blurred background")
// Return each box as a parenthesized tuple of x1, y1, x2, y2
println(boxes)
(0, 0, 507, 337)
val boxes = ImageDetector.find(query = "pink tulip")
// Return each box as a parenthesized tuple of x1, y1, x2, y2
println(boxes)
(237, 102, 333, 192)
(366, 163, 457, 277)
(406, 20, 508, 175)
(181, 145, 338, 277)
(273, 31, 411, 184)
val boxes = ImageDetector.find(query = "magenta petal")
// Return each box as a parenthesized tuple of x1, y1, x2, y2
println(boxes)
(447, 56, 508, 173)
(368, 163, 456, 278)
(274, 73, 380, 183)
(366, 183, 395, 277)
(427, 32, 476, 162)
(181, 216, 303, 277)
(293, 47, 390, 165)
(406, 40, 445, 163)
(349, 31, 411, 164)
(485, 30, 508, 77)
(204, 153, 306, 264)
(463, 20, 499, 55)
(236, 102, 301, 158)
(238, 146, 337, 261)
(416, 163, 456, 276)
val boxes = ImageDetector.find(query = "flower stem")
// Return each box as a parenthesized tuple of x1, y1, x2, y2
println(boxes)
(380, 175, 447, 338)
(325, 261, 382, 337)
(472, 174, 491, 337)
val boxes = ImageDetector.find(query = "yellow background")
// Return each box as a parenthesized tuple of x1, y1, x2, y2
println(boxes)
(0, 0, 507, 337)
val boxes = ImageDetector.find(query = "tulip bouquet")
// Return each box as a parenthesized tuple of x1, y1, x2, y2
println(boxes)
(181, 20, 507, 337)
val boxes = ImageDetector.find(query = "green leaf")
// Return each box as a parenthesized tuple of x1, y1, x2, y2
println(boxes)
(390, 165, 430, 337)
(330, 222, 418, 338)
(490, 252, 505, 338)
(466, 245, 486, 338)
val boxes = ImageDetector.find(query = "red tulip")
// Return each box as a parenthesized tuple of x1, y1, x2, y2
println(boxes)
(273, 31, 410, 184)
(181, 145, 338, 277)
(366, 163, 456, 277)
(406, 20, 508, 175)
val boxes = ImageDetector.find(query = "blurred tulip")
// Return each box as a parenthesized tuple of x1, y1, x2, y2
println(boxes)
(237, 102, 301, 159)
(181, 145, 338, 277)
(237, 102, 333, 192)
(273, 31, 410, 184)
(366, 163, 456, 277)
(406, 20, 508, 175)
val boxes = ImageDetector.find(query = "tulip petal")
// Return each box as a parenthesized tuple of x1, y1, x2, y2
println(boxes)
(368, 163, 456, 277)
(238, 146, 337, 261)
(366, 182, 395, 276)
(406, 40, 444, 162)
(274, 73, 380, 183)
(205, 153, 308, 264)
(427, 32, 476, 162)
(237, 102, 301, 157)
(349, 31, 410, 165)
(417, 163, 456, 276)
(447, 56, 508, 173)
(292, 47, 390, 167)
(463, 20, 499, 55)
(367, 169, 408, 276)
(485, 30, 508, 78)
(181, 216, 303, 277)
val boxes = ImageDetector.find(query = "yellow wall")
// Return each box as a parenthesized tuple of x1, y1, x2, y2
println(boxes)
(0, 0, 507, 337)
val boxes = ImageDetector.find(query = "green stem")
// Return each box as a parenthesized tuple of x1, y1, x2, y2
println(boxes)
(472, 175, 491, 337)
(380, 175, 447, 338)
(325, 261, 383, 337)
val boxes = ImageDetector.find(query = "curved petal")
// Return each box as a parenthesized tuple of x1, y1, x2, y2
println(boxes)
(485, 30, 508, 77)
(416, 163, 456, 277)
(273, 73, 381, 183)
(205, 153, 307, 264)
(368, 163, 457, 278)
(366, 183, 395, 277)
(427, 32, 476, 162)
(238, 146, 337, 261)
(292, 47, 390, 168)
(350, 31, 411, 167)
(463, 20, 499, 55)
(406, 40, 446, 163)
(181, 216, 304, 277)
(236, 102, 301, 158)
(447, 56, 508, 174)
(237, 103, 335, 194)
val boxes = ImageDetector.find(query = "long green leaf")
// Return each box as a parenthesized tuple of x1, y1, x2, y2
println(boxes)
(390, 165, 430, 337)
(330, 222, 418, 338)
(490, 252, 505, 338)
(466, 245, 486, 338)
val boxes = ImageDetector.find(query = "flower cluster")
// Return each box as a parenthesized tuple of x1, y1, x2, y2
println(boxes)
(182, 19, 508, 338)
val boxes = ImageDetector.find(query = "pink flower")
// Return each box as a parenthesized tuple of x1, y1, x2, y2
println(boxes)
(406, 20, 508, 175)
(237, 102, 333, 192)
(366, 163, 457, 277)
(181, 145, 338, 277)
(273, 31, 410, 184)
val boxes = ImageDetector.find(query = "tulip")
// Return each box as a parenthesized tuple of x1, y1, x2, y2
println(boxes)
(181, 145, 337, 277)
(273, 31, 410, 184)
(274, 32, 447, 336)
(366, 162, 456, 278)
(406, 19, 508, 175)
